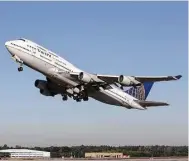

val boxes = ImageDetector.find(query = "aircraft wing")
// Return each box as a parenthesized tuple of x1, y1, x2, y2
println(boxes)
(96, 75, 119, 84)
(97, 74, 182, 86)
(130, 75, 182, 82)
(135, 100, 169, 107)
(51, 68, 182, 88)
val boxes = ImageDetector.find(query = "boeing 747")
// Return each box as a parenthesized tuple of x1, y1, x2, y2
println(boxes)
(5, 38, 182, 110)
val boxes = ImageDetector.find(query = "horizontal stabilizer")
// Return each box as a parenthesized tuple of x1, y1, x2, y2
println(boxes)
(135, 100, 169, 107)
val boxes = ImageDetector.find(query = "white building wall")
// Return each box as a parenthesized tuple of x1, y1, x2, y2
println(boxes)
(85, 152, 123, 158)
(43, 152, 51, 157)
(0, 149, 50, 158)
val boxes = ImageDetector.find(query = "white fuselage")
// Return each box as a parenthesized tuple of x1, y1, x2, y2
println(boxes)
(5, 39, 144, 110)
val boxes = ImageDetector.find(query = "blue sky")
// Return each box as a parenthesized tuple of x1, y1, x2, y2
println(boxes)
(0, 2, 187, 146)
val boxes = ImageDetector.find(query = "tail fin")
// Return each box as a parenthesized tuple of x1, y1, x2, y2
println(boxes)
(124, 82, 154, 100)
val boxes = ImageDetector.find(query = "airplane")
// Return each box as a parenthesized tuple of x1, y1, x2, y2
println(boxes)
(5, 38, 182, 110)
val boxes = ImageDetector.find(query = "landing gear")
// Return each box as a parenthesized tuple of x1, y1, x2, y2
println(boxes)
(72, 94, 82, 102)
(68, 86, 89, 102)
(83, 96, 89, 101)
(18, 66, 23, 72)
(82, 92, 89, 101)
(76, 98, 81, 102)
(11, 55, 24, 72)
(62, 94, 68, 101)
(81, 90, 89, 101)
(73, 94, 77, 100)
(72, 91, 89, 102)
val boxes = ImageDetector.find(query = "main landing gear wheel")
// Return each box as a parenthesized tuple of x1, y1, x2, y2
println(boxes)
(62, 95, 68, 101)
(73, 95, 81, 102)
(76, 98, 81, 102)
(73, 95, 77, 100)
(81, 91, 89, 101)
(18, 67, 23, 72)
(83, 96, 89, 101)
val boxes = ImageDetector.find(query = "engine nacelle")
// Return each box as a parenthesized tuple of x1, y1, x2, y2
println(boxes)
(35, 80, 47, 90)
(35, 80, 55, 97)
(118, 75, 141, 86)
(40, 89, 54, 96)
(78, 72, 92, 83)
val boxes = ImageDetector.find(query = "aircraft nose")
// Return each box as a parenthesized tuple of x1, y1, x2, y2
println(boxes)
(5, 41, 14, 56)
(5, 41, 11, 48)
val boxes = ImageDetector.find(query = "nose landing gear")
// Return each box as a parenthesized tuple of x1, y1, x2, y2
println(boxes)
(18, 66, 23, 72)
(11, 55, 24, 72)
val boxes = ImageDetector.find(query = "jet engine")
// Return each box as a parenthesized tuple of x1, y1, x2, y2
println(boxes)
(35, 80, 47, 90)
(118, 75, 141, 86)
(35, 80, 55, 96)
(78, 72, 92, 83)
(40, 89, 54, 96)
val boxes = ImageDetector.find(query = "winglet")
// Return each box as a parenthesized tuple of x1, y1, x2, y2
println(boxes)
(167, 75, 182, 80)
(175, 75, 182, 80)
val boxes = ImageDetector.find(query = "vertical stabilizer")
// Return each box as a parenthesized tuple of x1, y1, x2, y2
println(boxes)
(143, 82, 154, 99)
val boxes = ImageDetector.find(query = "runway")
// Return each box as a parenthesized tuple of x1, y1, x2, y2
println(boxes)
(0, 158, 188, 161)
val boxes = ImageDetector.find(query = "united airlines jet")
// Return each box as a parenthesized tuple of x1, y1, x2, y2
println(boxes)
(5, 38, 182, 110)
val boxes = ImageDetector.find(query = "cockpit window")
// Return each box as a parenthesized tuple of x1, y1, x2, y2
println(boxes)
(18, 38, 25, 42)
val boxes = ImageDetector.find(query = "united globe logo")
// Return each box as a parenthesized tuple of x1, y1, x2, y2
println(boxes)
(136, 84, 146, 100)
(125, 84, 146, 100)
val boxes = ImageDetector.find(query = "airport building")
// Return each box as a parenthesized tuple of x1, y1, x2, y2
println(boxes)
(0, 149, 50, 158)
(85, 152, 126, 158)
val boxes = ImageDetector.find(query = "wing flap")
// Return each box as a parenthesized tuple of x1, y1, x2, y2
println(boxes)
(97, 75, 119, 84)
(135, 100, 169, 107)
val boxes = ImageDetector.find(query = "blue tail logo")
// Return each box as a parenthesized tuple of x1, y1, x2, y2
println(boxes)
(123, 82, 154, 100)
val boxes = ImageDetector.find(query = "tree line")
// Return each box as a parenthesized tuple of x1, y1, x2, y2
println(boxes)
(0, 144, 188, 158)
